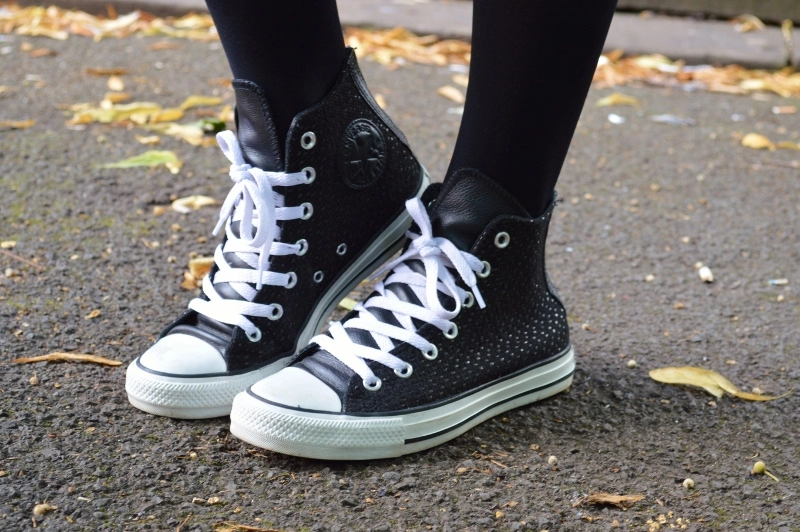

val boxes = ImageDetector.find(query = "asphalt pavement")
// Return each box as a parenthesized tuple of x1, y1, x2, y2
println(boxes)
(1, 19, 800, 532)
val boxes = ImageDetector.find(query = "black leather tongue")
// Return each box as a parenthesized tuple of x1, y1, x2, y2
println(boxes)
(232, 80, 284, 171)
(430, 168, 530, 251)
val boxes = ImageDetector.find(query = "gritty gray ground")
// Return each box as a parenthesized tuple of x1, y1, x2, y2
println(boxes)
(1, 33, 799, 532)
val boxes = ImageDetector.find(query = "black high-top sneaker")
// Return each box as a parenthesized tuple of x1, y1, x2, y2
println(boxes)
(229, 168, 573, 459)
(126, 49, 429, 419)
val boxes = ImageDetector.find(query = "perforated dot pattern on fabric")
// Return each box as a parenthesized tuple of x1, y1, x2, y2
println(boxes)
(327, 205, 570, 413)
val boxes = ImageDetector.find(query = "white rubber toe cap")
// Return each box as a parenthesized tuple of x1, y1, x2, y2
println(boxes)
(250, 367, 342, 412)
(138, 333, 226, 375)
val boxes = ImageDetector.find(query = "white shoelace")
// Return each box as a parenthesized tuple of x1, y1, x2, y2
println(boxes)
(188, 130, 312, 341)
(312, 198, 487, 390)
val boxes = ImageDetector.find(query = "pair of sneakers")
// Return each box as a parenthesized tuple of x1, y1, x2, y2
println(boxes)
(125, 50, 574, 460)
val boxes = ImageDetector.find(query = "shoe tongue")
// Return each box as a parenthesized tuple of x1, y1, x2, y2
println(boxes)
(232, 80, 284, 171)
(430, 168, 529, 251)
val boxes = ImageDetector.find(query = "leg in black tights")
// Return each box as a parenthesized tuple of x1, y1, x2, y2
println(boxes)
(447, 0, 618, 217)
(205, 0, 346, 150)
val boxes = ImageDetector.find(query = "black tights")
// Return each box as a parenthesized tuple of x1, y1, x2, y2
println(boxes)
(206, 0, 617, 217)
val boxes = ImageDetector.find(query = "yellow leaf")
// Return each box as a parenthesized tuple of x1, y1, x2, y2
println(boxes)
(99, 150, 182, 173)
(180, 95, 223, 110)
(437, 85, 465, 104)
(171, 195, 217, 213)
(649, 366, 792, 401)
(0, 241, 16, 249)
(776, 141, 800, 150)
(33, 503, 57, 516)
(595, 92, 640, 108)
(149, 108, 185, 123)
(13, 352, 122, 366)
(338, 297, 358, 311)
(135, 134, 161, 145)
(84, 309, 101, 320)
(69, 102, 162, 124)
(741, 133, 775, 150)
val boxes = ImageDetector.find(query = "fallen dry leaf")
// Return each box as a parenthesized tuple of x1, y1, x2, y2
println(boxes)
(451, 73, 469, 87)
(84, 309, 101, 320)
(13, 352, 122, 366)
(374, 94, 387, 109)
(85, 67, 130, 76)
(30, 47, 57, 57)
(99, 150, 182, 174)
(732, 14, 765, 33)
(741, 133, 775, 150)
(180, 95, 223, 110)
(68, 101, 161, 124)
(172, 195, 217, 213)
(595, 92, 640, 107)
(135, 134, 161, 145)
(338, 297, 358, 311)
(149, 107, 185, 123)
(33, 503, 57, 516)
(188, 256, 214, 279)
(574, 492, 644, 509)
(104, 91, 131, 103)
(0, 119, 35, 130)
(437, 85, 465, 104)
(650, 366, 792, 401)
(147, 40, 183, 51)
(0, 241, 17, 249)
(213, 522, 285, 532)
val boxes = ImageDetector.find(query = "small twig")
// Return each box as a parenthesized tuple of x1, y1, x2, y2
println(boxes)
(176, 513, 192, 532)
(0, 248, 44, 270)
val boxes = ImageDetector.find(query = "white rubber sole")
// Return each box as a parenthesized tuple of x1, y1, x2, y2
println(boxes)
(230, 346, 575, 459)
(126, 167, 430, 419)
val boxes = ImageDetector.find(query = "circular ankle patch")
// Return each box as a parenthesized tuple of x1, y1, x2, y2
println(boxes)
(339, 118, 387, 189)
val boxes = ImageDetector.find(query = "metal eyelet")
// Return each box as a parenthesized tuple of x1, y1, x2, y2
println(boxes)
(246, 328, 262, 342)
(463, 292, 474, 308)
(301, 131, 316, 149)
(336, 243, 347, 256)
(295, 239, 308, 256)
(363, 377, 382, 391)
(300, 202, 314, 220)
(477, 260, 491, 278)
(494, 232, 510, 249)
(422, 345, 438, 360)
(394, 364, 413, 378)
(285, 272, 297, 289)
(302, 166, 316, 184)
(268, 304, 283, 321)
(313, 271, 324, 283)
(444, 323, 458, 340)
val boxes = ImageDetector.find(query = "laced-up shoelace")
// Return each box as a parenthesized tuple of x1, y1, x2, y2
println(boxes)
(312, 198, 488, 390)
(188, 130, 313, 342)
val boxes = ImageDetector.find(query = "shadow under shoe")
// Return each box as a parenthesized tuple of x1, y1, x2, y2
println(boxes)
(126, 48, 429, 419)
(230, 168, 573, 459)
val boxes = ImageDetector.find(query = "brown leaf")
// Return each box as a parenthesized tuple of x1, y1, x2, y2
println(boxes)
(213, 522, 286, 532)
(30, 48, 57, 57)
(595, 92, 640, 108)
(574, 492, 644, 509)
(84, 309, 101, 320)
(12, 352, 122, 366)
(0, 120, 35, 130)
(85, 68, 130, 76)
(147, 41, 183, 51)
(188, 256, 214, 279)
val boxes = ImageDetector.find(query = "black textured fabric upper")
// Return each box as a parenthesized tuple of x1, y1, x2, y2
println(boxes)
(161, 49, 422, 373)
(294, 170, 570, 412)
